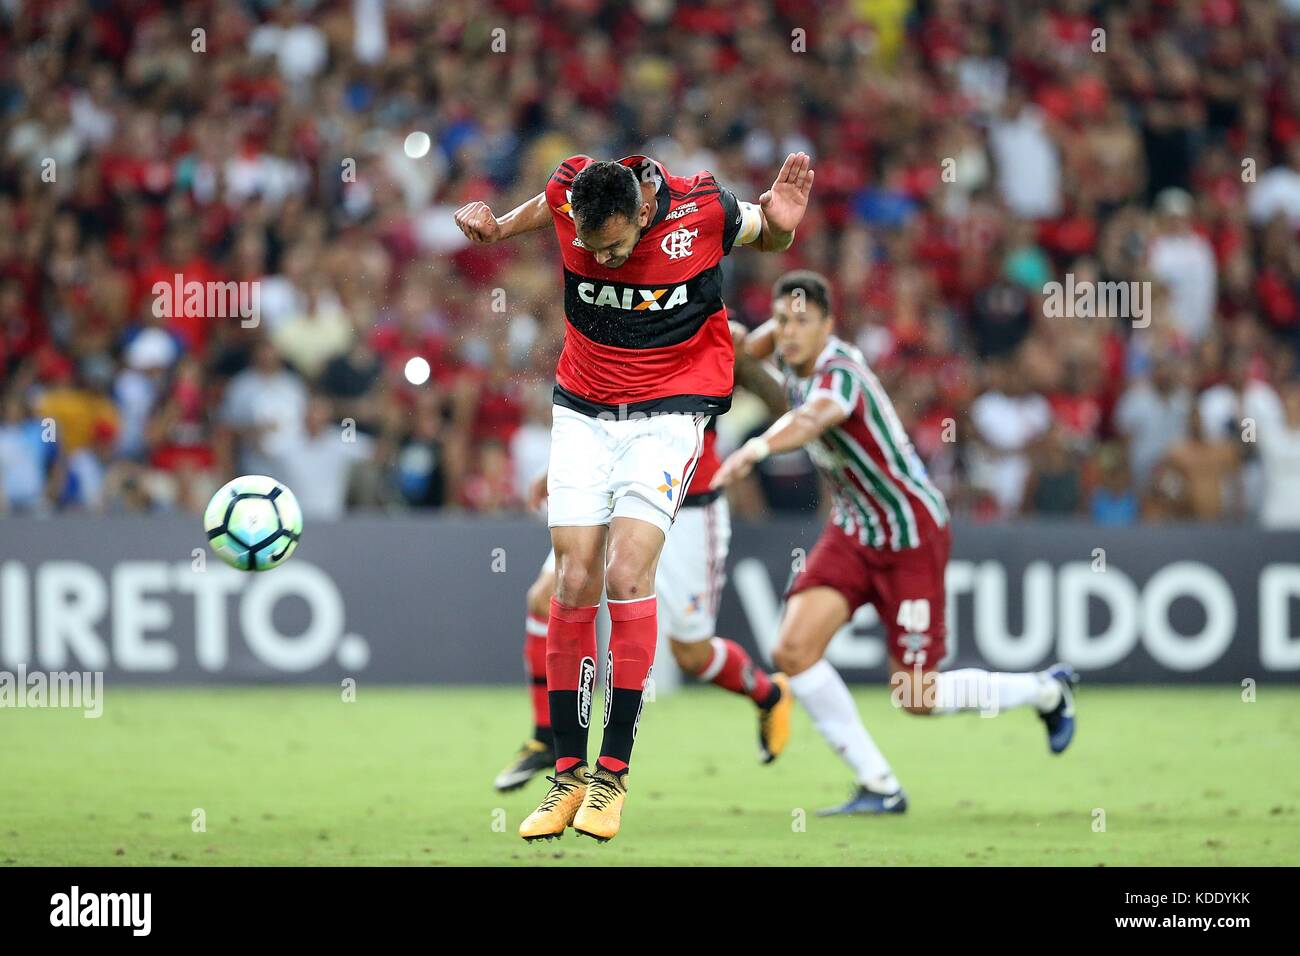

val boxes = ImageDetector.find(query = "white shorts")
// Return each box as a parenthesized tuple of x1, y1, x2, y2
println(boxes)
(540, 494, 731, 643)
(547, 404, 708, 535)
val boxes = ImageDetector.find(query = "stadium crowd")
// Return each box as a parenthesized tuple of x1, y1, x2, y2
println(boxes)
(3, 0, 1300, 526)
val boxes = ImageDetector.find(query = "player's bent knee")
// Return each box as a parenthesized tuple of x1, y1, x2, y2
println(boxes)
(603, 561, 654, 602)
(554, 562, 599, 606)
(670, 639, 711, 675)
(772, 642, 816, 677)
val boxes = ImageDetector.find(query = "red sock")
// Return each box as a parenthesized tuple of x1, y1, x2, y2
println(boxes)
(598, 596, 659, 773)
(546, 598, 598, 774)
(700, 637, 777, 706)
(524, 613, 550, 740)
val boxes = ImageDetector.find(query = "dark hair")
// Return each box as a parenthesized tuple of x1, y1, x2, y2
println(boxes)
(570, 161, 641, 232)
(772, 269, 833, 317)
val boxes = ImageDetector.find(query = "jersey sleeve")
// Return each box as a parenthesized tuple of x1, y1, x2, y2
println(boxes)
(806, 366, 860, 418)
(722, 184, 754, 254)
(717, 185, 762, 255)
(546, 155, 592, 218)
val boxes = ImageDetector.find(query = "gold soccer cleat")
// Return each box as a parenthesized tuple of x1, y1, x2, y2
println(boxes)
(759, 673, 794, 764)
(518, 767, 590, 842)
(571, 767, 627, 843)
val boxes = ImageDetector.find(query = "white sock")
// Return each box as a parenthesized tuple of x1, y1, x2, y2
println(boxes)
(931, 669, 1060, 716)
(789, 660, 900, 793)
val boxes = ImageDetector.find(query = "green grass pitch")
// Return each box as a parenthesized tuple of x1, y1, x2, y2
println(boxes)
(3, 685, 1298, 866)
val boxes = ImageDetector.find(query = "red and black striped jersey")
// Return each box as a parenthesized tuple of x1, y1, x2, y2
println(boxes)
(545, 154, 746, 417)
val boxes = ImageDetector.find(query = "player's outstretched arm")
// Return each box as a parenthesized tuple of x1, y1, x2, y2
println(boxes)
(729, 322, 787, 418)
(735, 152, 814, 253)
(453, 191, 549, 244)
(711, 395, 846, 488)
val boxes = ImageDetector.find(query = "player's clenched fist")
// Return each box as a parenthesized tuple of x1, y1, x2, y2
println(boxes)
(454, 201, 501, 243)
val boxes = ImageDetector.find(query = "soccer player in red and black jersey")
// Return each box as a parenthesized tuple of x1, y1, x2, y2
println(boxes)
(493, 326, 794, 796)
(455, 152, 813, 841)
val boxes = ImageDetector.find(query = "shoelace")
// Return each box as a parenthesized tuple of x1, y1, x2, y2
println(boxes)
(536, 775, 577, 813)
(585, 775, 621, 812)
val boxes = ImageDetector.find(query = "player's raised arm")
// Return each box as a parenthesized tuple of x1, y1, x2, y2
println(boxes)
(734, 152, 815, 253)
(453, 191, 549, 244)
(711, 395, 847, 489)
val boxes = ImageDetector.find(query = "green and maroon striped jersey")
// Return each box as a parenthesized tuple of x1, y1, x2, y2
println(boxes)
(777, 336, 948, 550)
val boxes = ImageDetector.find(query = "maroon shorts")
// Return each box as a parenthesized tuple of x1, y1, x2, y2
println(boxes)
(787, 521, 951, 669)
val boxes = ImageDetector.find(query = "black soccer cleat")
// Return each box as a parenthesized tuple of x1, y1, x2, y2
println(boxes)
(494, 739, 555, 792)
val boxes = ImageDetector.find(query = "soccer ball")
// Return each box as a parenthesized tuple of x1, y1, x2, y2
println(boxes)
(203, 475, 303, 572)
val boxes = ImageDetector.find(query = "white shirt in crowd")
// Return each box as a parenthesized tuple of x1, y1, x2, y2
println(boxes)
(280, 428, 374, 520)
(1258, 420, 1300, 529)
(988, 106, 1060, 219)
(1247, 164, 1300, 228)
(969, 390, 1052, 514)
(1199, 381, 1284, 520)
(248, 21, 328, 84)
(1148, 230, 1218, 341)
(1115, 382, 1191, 491)
(1197, 382, 1283, 441)
(220, 369, 308, 477)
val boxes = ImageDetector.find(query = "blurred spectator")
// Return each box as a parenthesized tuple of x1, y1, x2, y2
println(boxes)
(395, 390, 448, 509)
(987, 86, 1061, 220)
(1248, 140, 1300, 229)
(1147, 188, 1218, 342)
(1087, 443, 1139, 527)
(218, 339, 308, 477)
(272, 275, 355, 380)
(1145, 407, 1241, 522)
(146, 355, 217, 513)
(1022, 425, 1083, 517)
(1258, 380, 1300, 529)
(0, 390, 55, 514)
(35, 363, 120, 456)
(115, 325, 180, 459)
(509, 383, 552, 505)
(1197, 347, 1283, 516)
(968, 358, 1052, 515)
(1115, 356, 1191, 494)
(460, 439, 519, 513)
(58, 417, 120, 510)
(280, 396, 374, 520)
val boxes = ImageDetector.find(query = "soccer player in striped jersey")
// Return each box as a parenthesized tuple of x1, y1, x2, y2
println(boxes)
(713, 270, 1078, 815)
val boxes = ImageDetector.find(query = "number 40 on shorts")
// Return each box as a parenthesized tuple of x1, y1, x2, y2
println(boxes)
(896, 599, 931, 634)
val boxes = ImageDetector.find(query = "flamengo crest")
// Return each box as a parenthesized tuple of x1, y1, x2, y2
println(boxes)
(660, 227, 698, 260)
